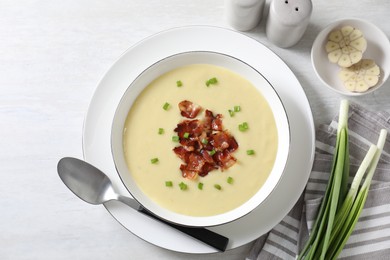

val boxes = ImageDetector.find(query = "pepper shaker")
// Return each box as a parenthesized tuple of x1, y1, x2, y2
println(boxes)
(266, 0, 312, 48)
(225, 0, 266, 31)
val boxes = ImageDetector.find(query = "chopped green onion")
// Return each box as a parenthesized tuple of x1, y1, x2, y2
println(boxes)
(198, 182, 204, 190)
(158, 128, 164, 135)
(165, 181, 173, 187)
(234, 106, 241, 112)
(150, 158, 159, 164)
(239, 122, 249, 132)
(162, 102, 170, 111)
(214, 184, 222, 190)
(209, 149, 216, 156)
(206, 77, 218, 87)
(179, 182, 188, 191)
(183, 132, 190, 139)
(228, 109, 235, 117)
(176, 80, 183, 87)
(172, 136, 179, 142)
(246, 149, 255, 155)
(227, 177, 234, 184)
(201, 138, 208, 145)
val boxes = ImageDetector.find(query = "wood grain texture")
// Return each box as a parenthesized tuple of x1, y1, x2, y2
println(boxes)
(0, 0, 389, 259)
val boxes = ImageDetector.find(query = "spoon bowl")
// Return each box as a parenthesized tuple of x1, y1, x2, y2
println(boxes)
(58, 157, 116, 205)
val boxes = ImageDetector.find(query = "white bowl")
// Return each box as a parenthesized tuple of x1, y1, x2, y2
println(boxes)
(311, 18, 390, 96)
(111, 51, 290, 227)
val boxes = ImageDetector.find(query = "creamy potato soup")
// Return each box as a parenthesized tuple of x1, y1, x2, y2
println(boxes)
(123, 64, 278, 216)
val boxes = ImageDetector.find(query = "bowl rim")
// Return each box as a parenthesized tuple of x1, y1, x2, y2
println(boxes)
(311, 17, 390, 96)
(110, 50, 292, 227)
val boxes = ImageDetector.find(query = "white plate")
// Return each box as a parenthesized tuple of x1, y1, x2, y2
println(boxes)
(82, 26, 315, 253)
(311, 18, 390, 96)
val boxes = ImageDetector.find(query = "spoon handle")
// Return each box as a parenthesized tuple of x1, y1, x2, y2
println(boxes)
(139, 207, 229, 252)
(117, 195, 229, 251)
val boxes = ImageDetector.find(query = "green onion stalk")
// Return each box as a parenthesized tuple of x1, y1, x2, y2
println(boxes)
(298, 100, 350, 260)
(298, 100, 387, 260)
(326, 129, 387, 259)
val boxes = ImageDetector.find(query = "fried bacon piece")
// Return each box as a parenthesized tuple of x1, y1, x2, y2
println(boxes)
(210, 131, 238, 153)
(174, 119, 203, 138)
(214, 150, 237, 170)
(200, 149, 214, 164)
(178, 100, 202, 119)
(173, 146, 190, 161)
(179, 153, 205, 180)
(203, 109, 223, 132)
(173, 102, 239, 179)
(174, 120, 204, 151)
(198, 163, 217, 177)
(179, 164, 198, 180)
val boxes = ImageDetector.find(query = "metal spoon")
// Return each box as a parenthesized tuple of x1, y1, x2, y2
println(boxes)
(57, 157, 229, 251)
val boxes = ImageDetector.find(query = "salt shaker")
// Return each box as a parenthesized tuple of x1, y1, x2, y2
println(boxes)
(266, 0, 312, 48)
(225, 0, 266, 31)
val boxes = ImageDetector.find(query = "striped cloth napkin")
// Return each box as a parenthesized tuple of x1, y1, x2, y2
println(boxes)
(247, 102, 390, 260)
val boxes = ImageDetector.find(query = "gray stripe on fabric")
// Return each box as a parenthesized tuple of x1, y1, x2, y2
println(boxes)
(347, 134, 372, 162)
(360, 204, 390, 217)
(266, 239, 296, 257)
(370, 166, 390, 182)
(352, 223, 390, 235)
(350, 103, 390, 132)
(339, 247, 390, 260)
(348, 105, 390, 162)
(379, 110, 390, 123)
(309, 169, 330, 181)
(363, 186, 390, 208)
(305, 189, 325, 196)
(310, 159, 332, 173)
(344, 235, 390, 249)
(307, 178, 328, 184)
(279, 220, 300, 233)
(270, 229, 298, 245)
(315, 146, 332, 155)
(256, 249, 284, 260)
(358, 211, 390, 222)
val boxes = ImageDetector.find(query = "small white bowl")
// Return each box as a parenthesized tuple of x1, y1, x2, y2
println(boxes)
(111, 51, 290, 227)
(311, 18, 390, 96)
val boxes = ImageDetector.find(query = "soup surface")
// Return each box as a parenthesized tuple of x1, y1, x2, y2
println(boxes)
(123, 64, 278, 216)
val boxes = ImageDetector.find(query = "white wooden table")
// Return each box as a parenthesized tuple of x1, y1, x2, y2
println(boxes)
(1, 1, 389, 259)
